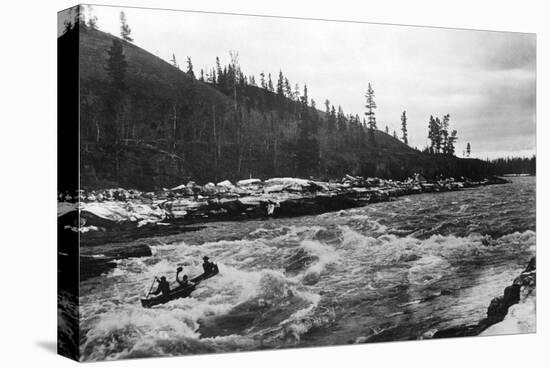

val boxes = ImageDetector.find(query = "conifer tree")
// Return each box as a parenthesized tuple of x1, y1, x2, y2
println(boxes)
(434, 117, 443, 153)
(186, 57, 195, 78)
(170, 53, 178, 68)
(330, 106, 337, 131)
(337, 106, 346, 132)
(428, 115, 443, 153)
(447, 130, 458, 156)
(284, 77, 292, 98)
(105, 39, 127, 90)
(401, 110, 408, 145)
(119, 11, 133, 42)
(215, 57, 223, 86)
(441, 114, 450, 154)
(103, 38, 128, 143)
(364, 83, 377, 130)
(276, 71, 285, 96)
(466, 142, 471, 157)
(268, 73, 274, 92)
(301, 84, 308, 106)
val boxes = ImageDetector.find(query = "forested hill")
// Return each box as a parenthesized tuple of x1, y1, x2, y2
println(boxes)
(68, 26, 493, 190)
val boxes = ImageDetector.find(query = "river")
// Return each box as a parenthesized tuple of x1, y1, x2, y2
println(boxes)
(79, 177, 535, 361)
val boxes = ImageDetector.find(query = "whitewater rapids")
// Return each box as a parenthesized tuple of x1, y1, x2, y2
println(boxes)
(79, 177, 535, 361)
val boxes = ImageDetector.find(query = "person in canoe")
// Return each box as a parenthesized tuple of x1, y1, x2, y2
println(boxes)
(151, 276, 170, 299)
(176, 266, 190, 288)
(202, 256, 216, 275)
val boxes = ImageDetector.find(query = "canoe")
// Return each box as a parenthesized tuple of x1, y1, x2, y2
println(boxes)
(140, 265, 219, 308)
(190, 264, 219, 283)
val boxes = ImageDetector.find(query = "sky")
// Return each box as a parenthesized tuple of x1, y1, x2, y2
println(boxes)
(77, 5, 535, 159)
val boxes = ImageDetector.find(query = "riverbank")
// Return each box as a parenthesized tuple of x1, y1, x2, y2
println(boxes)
(432, 257, 536, 338)
(59, 175, 509, 280)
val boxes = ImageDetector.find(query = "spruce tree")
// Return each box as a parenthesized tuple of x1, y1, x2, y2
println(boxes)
(119, 11, 133, 42)
(296, 84, 319, 176)
(441, 114, 450, 154)
(364, 83, 377, 130)
(434, 117, 443, 153)
(337, 106, 346, 132)
(170, 53, 178, 68)
(329, 106, 337, 132)
(401, 110, 408, 145)
(186, 57, 195, 78)
(105, 39, 127, 90)
(215, 57, 223, 86)
(284, 78, 292, 98)
(447, 130, 458, 156)
(301, 84, 308, 106)
(466, 142, 471, 157)
(267, 73, 274, 92)
(428, 115, 437, 153)
(276, 71, 285, 96)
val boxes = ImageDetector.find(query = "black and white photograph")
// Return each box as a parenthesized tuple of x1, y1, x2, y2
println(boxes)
(57, 4, 536, 362)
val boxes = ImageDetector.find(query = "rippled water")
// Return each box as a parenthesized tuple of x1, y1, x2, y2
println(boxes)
(79, 177, 535, 361)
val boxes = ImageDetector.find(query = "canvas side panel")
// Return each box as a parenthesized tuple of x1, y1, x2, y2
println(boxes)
(57, 5, 81, 362)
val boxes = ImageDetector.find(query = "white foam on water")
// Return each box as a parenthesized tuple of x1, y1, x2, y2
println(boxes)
(481, 288, 536, 336)
(81, 243, 324, 361)
(79, 178, 536, 360)
(407, 255, 452, 285)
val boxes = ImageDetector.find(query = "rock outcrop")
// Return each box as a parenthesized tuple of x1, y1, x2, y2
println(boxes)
(433, 257, 536, 338)
(80, 243, 153, 281)
(58, 175, 509, 246)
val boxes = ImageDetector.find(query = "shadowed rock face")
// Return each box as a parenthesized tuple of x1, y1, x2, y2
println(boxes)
(80, 243, 153, 281)
(433, 256, 536, 338)
(486, 285, 521, 324)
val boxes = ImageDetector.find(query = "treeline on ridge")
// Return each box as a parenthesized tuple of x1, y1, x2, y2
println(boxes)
(62, 19, 505, 190)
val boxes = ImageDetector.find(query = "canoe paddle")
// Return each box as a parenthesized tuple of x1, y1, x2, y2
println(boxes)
(145, 276, 158, 299)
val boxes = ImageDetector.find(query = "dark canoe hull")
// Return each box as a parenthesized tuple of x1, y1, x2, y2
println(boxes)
(190, 265, 219, 283)
(140, 266, 219, 308)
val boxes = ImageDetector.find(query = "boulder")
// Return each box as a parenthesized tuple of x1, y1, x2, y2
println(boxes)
(433, 257, 536, 338)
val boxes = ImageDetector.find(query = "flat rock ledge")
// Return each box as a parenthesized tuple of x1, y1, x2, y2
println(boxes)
(59, 175, 509, 246)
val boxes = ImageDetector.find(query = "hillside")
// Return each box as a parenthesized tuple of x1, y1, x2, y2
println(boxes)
(67, 26, 493, 190)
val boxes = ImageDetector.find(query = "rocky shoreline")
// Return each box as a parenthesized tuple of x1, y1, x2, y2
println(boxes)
(433, 257, 536, 338)
(58, 175, 509, 280)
